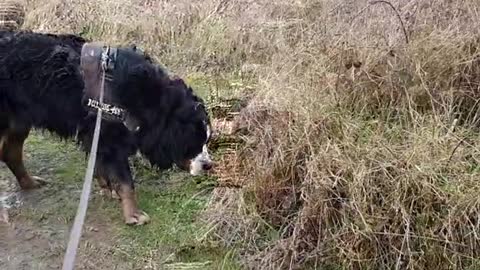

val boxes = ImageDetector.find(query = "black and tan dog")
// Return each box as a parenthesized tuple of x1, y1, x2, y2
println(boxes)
(0, 31, 213, 225)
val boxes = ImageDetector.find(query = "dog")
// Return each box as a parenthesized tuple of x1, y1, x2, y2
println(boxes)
(0, 30, 213, 225)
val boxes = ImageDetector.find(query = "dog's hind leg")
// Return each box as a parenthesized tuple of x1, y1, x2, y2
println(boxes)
(1, 127, 46, 190)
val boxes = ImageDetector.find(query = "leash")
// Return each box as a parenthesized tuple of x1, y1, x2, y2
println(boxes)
(61, 47, 110, 270)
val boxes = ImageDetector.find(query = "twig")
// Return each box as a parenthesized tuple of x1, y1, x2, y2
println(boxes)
(348, 0, 410, 45)
(369, 0, 409, 44)
(448, 138, 464, 163)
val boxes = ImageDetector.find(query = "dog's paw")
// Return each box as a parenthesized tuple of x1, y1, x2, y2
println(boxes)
(32, 176, 48, 184)
(111, 190, 120, 200)
(124, 210, 150, 226)
(19, 176, 48, 190)
(99, 188, 121, 200)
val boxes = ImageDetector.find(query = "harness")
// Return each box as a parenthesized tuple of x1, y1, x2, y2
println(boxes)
(62, 42, 144, 270)
(80, 42, 141, 132)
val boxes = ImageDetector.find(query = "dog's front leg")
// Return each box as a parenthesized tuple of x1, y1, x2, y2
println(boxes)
(95, 156, 150, 225)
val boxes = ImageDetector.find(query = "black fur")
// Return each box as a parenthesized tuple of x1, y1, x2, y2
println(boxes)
(0, 31, 210, 213)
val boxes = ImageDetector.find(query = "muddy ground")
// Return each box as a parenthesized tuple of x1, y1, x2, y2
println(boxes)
(0, 132, 236, 270)
(0, 183, 131, 270)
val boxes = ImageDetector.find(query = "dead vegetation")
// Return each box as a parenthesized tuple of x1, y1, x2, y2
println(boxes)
(0, 0, 25, 30)
(20, 0, 480, 269)
(201, 0, 480, 269)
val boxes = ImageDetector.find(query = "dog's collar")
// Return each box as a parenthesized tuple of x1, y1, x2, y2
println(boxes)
(85, 98, 140, 132)
(80, 43, 141, 132)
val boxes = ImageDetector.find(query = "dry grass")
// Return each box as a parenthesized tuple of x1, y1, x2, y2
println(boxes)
(200, 0, 480, 269)
(20, 0, 480, 269)
(0, 0, 25, 30)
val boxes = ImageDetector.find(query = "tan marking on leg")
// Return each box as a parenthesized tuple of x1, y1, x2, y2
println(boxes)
(96, 176, 110, 197)
(99, 188, 110, 197)
(17, 176, 46, 190)
(111, 190, 120, 200)
(96, 176, 120, 200)
(96, 176, 108, 188)
(99, 188, 120, 200)
(117, 184, 150, 225)
(3, 132, 45, 190)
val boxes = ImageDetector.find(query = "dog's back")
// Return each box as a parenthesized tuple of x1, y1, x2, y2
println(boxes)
(0, 31, 88, 136)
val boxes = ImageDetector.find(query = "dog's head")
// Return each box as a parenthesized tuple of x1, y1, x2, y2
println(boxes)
(167, 77, 214, 176)
(109, 49, 214, 175)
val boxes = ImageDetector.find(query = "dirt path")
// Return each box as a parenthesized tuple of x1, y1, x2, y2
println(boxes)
(0, 168, 134, 270)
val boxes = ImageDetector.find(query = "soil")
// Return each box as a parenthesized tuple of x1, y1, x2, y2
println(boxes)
(0, 170, 135, 270)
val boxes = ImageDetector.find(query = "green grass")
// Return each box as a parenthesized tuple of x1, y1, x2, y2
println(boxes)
(0, 130, 240, 269)
(118, 169, 240, 269)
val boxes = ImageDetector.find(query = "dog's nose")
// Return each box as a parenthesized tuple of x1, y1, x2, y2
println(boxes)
(202, 162, 213, 171)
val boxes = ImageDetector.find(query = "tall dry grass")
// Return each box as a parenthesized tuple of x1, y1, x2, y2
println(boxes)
(21, 0, 480, 269)
(198, 1, 480, 269)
